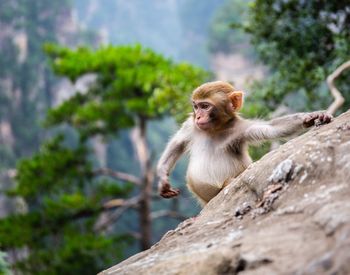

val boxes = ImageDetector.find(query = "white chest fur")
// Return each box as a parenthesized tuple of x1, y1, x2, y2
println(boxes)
(186, 133, 247, 189)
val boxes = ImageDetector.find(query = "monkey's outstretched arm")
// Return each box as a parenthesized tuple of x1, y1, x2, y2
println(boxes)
(244, 111, 332, 143)
(157, 119, 192, 198)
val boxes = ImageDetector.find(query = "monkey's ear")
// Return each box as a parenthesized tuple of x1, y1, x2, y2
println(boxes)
(229, 91, 244, 111)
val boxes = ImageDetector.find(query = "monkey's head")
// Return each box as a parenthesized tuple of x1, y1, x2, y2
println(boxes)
(191, 81, 243, 132)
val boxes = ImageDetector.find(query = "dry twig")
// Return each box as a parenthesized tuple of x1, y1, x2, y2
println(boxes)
(95, 196, 141, 231)
(151, 210, 188, 221)
(326, 60, 350, 115)
(94, 167, 141, 185)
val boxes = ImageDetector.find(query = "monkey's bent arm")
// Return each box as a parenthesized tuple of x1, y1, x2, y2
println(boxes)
(243, 112, 320, 143)
(157, 119, 192, 180)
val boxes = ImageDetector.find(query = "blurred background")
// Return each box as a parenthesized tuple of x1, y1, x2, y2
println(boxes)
(0, 0, 349, 274)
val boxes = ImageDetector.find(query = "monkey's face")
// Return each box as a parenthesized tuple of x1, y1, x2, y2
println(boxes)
(192, 100, 217, 131)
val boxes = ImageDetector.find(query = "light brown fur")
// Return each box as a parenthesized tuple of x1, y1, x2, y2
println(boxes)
(157, 81, 332, 206)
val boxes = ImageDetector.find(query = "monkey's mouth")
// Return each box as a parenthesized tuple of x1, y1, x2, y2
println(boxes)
(196, 122, 212, 130)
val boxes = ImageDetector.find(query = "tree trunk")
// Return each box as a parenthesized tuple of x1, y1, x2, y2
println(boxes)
(131, 116, 153, 250)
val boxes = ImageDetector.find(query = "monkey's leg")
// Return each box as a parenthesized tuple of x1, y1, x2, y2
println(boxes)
(187, 179, 222, 206)
(186, 181, 208, 206)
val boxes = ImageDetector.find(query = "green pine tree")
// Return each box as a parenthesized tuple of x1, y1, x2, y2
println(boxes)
(0, 44, 208, 274)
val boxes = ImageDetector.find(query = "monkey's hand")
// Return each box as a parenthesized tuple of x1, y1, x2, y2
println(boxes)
(303, 111, 333, 128)
(158, 179, 180, 199)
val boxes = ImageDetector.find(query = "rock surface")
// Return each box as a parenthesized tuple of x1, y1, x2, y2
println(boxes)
(100, 111, 350, 275)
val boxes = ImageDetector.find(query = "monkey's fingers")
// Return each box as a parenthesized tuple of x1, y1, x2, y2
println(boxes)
(303, 115, 317, 127)
(320, 113, 332, 123)
(314, 113, 333, 127)
(304, 112, 330, 127)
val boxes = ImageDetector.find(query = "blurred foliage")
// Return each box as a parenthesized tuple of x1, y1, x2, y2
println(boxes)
(0, 135, 133, 274)
(248, 141, 272, 161)
(208, 0, 254, 56)
(0, 43, 207, 274)
(44, 43, 209, 137)
(243, 0, 350, 116)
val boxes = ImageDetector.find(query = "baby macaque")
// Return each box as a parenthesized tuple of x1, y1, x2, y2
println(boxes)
(157, 81, 332, 205)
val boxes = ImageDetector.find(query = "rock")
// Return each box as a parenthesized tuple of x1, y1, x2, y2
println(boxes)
(100, 111, 350, 275)
(268, 159, 294, 184)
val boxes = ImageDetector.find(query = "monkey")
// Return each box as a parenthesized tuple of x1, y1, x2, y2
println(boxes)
(156, 81, 332, 206)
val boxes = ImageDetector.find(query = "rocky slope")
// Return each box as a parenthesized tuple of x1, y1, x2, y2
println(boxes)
(100, 110, 350, 275)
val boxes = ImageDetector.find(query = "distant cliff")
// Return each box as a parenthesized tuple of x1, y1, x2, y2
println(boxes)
(73, 0, 222, 67)
(100, 110, 350, 275)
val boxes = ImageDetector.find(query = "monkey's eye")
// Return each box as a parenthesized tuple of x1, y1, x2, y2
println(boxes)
(200, 103, 210, 110)
(193, 104, 198, 110)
